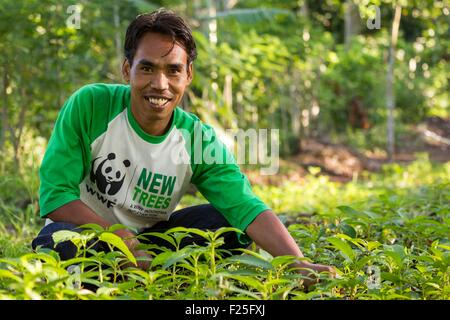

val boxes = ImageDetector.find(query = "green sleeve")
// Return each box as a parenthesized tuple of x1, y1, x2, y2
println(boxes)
(190, 124, 270, 244)
(39, 86, 94, 217)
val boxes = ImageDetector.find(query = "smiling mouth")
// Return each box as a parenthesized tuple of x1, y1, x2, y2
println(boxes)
(144, 96, 172, 108)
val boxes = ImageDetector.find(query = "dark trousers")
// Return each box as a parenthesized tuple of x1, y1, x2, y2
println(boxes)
(31, 204, 249, 260)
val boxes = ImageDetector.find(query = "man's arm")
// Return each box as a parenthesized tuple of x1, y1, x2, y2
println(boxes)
(48, 200, 150, 269)
(246, 209, 335, 285)
(48, 200, 119, 230)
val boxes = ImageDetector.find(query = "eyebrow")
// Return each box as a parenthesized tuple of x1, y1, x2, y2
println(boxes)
(137, 59, 184, 69)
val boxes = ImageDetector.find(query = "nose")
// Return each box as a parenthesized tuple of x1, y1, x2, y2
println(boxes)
(150, 71, 169, 91)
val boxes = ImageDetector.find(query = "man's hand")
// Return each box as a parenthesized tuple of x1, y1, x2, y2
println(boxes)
(247, 210, 336, 289)
(48, 201, 153, 269)
(293, 261, 336, 289)
(114, 229, 152, 270)
(131, 249, 152, 270)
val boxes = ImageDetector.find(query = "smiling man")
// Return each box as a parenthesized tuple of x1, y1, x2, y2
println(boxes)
(124, 31, 193, 136)
(32, 9, 334, 282)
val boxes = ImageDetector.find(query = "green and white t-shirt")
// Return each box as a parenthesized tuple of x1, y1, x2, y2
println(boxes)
(39, 83, 269, 239)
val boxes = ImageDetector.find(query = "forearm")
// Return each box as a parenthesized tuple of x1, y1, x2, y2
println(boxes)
(48, 200, 113, 228)
(247, 210, 335, 286)
(246, 210, 304, 259)
(47, 200, 135, 240)
(48, 199, 149, 268)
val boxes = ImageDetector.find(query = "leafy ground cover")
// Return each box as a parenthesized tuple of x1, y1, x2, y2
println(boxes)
(0, 155, 448, 299)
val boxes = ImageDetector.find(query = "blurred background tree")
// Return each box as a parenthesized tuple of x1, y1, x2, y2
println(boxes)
(0, 0, 448, 170)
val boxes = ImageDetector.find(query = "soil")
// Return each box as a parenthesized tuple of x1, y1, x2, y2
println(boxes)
(243, 116, 450, 186)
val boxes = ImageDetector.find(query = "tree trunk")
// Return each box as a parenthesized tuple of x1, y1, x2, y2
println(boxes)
(386, 5, 402, 161)
(344, 0, 361, 48)
(222, 0, 238, 10)
(300, 1, 309, 17)
(1, 63, 9, 153)
(206, 0, 217, 45)
(10, 87, 28, 165)
(224, 73, 235, 128)
(113, 2, 122, 79)
(279, 84, 290, 155)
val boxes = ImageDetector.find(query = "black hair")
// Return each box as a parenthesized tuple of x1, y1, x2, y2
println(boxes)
(124, 8, 197, 66)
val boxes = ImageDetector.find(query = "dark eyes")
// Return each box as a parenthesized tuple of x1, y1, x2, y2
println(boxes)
(168, 67, 181, 74)
(140, 66, 181, 75)
(105, 167, 112, 173)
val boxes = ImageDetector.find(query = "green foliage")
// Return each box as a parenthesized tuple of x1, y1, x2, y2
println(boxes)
(1, 0, 447, 163)
(0, 0, 448, 300)
(252, 153, 449, 214)
(318, 37, 385, 131)
(1, 156, 448, 300)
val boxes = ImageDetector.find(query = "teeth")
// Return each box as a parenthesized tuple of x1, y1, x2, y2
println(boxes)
(147, 97, 168, 106)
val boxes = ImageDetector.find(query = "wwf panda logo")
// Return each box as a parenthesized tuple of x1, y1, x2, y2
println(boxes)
(89, 153, 131, 196)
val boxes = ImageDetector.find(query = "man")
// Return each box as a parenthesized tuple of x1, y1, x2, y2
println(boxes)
(32, 9, 334, 284)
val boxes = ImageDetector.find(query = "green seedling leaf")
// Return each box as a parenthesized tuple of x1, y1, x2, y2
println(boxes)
(217, 283, 261, 300)
(19, 252, 59, 266)
(106, 224, 133, 233)
(335, 233, 353, 241)
(355, 256, 374, 270)
(381, 272, 401, 283)
(291, 229, 312, 238)
(0, 269, 22, 282)
(413, 255, 434, 263)
(98, 232, 136, 266)
(216, 273, 264, 292)
(226, 269, 262, 277)
(52, 230, 82, 244)
(151, 248, 192, 269)
(340, 223, 357, 238)
(337, 206, 362, 217)
(271, 255, 298, 268)
(151, 251, 172, 268)
(78, 223, 104, 233)
(96, 286, 119, 297)
(425, 282, 441, 290)
(60, 257, 99, 269)
(118, 281, 138, 291)
(161, 248, 192, 269)
(327, 237, 355, 262)
(211, 227, 243, 239)
(138, 232, 177, 248)
(165, 227, 208, 239)
(383, 244, 405, 267)
(367, 241, 382, 251)
(384, 293, 411, 299)
(225, 254, 274, 270)
(362, 210, 381, 219)
(430, 247, 443, 259)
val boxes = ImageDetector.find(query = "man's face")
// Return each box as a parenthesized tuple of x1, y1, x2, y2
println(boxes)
(122, 32, 192, 131)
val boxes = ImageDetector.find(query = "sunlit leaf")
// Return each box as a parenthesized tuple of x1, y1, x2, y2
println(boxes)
(225, 254, 273, 271)
(98, 232, 136, 266)
(327, 237, 355, 262)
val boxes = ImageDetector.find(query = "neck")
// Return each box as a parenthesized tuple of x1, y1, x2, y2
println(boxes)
(131, 106, 174, 136)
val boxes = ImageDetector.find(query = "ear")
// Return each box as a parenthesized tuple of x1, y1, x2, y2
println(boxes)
(186, 62, 193, 85)
(122, 59, 131, 83)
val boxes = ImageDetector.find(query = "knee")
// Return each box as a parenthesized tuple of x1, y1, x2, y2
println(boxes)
(31, 222, 80, 260)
